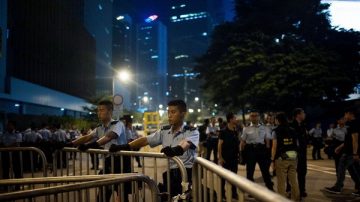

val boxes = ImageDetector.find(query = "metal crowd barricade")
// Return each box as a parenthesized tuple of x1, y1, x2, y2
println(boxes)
(53, 147, 188, 201)
(0, 147, 48, 183)
(0, 173, 160, 202)
(192, 157, 292, 202)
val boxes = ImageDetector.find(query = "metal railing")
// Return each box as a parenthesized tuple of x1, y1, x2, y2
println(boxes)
(0, 173, 160, 202)
(192, 157, 292, 202)
(53, 147, 188, 201)
(0, 147, 48, 179)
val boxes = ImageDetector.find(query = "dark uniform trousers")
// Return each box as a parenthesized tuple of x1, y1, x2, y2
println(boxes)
(297, 150, 307, 195)
(161, 168, 192, 198)
(245, 144, 273, 190)
(98, 156, 131, 202)
(1, 151, 22, 191)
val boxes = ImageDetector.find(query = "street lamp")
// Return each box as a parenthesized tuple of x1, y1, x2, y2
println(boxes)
(117, 69, 131, 83)
(113, 69, 131, 96)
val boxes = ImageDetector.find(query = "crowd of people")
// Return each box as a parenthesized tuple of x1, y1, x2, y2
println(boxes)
(0, 99, 359, 202)
(198, 107, 359, 201)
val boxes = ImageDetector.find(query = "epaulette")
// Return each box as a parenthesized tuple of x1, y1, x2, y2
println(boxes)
(161, 125, 171, 130)
(183, 125, 197, 131)
(110, 120, 119, 125)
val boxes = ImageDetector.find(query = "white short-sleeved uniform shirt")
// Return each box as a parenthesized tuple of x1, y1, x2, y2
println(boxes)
(206, 124, 219, 138)
(309, 128, 322, 138)
(1, 131, 22, 146)
(241, 123, 271, 144)
(147, 125, 199, 169)
(92, 120, 127, 150)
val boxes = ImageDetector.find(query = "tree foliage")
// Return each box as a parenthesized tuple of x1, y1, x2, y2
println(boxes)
(196, 0, 360, 112)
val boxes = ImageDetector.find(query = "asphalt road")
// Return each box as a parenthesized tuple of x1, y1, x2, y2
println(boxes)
(242, 149, 360, 202)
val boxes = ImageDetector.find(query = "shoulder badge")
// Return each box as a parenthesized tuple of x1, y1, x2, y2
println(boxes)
(110, 120, 119, 125)
(161, 125, 171, 130)
(183, 125, 197, 131)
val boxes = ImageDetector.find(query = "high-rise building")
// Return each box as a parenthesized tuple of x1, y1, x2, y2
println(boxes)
(0, 0, 94, 117)
(136, 19, 168, 111)
(84, 0, 113, 96)
(7, 0, 95, 100)
(0, 0, 7, 94)
(166, 0, 231, 108)
(167, 0, 211, 106)
(112, 14, 134, 109)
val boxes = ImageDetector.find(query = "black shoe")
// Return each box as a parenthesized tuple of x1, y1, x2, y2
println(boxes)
(301, 192, 308, 197)
(352, 191, 360, 197)
(325, 186, 342, 194)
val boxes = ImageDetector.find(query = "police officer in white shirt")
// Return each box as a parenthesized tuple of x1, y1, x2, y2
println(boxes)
(1, 121, 23, 189)
(206, 117, 220, 163)
(240, 110, 273, 190)
(109, 99, 199, 198)
(69, 100, 128, 202)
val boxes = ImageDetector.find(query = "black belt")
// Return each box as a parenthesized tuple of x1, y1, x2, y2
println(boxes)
(247, 143, 265, 148)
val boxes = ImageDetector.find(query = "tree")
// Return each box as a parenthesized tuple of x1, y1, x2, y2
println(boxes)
(196, 0, 360, 113)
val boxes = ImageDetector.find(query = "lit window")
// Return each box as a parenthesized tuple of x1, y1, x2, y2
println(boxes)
(151, 55, 158, 59)
(172, 6, 176, 9)
(98, 4, 103, 10)
(174, 55, 189, 59)
(202, 32, 207, 36)
(180, 4, 186, 8)
(116, 16, 124, 20)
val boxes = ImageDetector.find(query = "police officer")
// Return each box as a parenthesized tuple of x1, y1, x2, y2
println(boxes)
(0, 121, 23, 190)
(240, 110, 273, 190)
(206, 117, 220, 163)
(309, 122, 324, 160)
(121, 114, 142, 167)
(109, 99, 199, 199)
(69, 100, 129, 202)
(332, 118, 347, 173)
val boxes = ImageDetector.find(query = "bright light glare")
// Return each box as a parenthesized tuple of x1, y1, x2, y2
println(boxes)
(143, 96, 149, 103)
(117, 70, 131, 82)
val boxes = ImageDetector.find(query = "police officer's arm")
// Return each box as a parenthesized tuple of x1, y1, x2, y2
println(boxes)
(178, 138, 195, 151)
(129, 137, 149, 149)
(72, 132, 95, 146)
(109, 134, 150, 152)
(335, 143, 344, 154)
(240, 127, 247, 151)
(240, 140, 246, 151)
(97, 131, 117, 146)
(265, 127, 272, 148)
